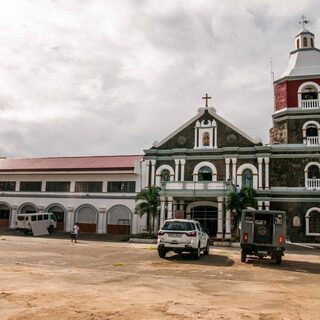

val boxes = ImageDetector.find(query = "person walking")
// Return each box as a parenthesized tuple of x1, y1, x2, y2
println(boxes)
(71, 223, 80, 243)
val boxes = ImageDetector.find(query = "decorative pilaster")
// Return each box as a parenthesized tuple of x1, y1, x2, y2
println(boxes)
(225, 209, 231, 239)
(179, 200, 185, 211)
(167, 196, 173, 220)
(225, 158, 230, 181)
(264, 201, 270, 211)
(70, 181, 75, 192)
(264, 157, 270, 189)
(258, 157, 263, 189)
(97, 208, 106, 234)
(180, 159, 186, 181)
(174, 159, 180, 181)
(214, 125, 218, 148)
(231, 158, 237, 185)
(173, 200, 177, 217)
(38, 206, 44, 213)
(217, 197, 224, 238)
(66, 207, 74, 232)
(150, 160, 156, 186)
(160, 197, 166, 227)
(258, 201, 263, 210)
(9, 205, 18, 229)
(145, 160, 150, 188)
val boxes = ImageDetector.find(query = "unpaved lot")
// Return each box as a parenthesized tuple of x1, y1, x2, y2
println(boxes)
(0, 233, 319, 320)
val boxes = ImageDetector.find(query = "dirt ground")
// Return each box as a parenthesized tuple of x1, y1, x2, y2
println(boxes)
(0, 232, 319, 320)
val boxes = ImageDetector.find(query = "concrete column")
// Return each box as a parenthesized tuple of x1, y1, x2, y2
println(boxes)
(258, 158, 263, 189)
(180, 159, 186, 181)
(225, 209, 231, 239)
(173, 200, 177, 217)
(258, 201, 263, 210)
(70, 181, 75, 192)
(232, 158, 237, 185)
(41, 182, 46, 192)
(9, 205, 18, 229)
(66, 207, 74, 232)
(97, 208, 106, 234)
(214, 126, 217, 148)
(160, 197, 166, 227)
(225, 158, 230, 181)
(217, 197, 224, 239)
(150, 160, 156, 186)
(174, 159, 180, 181)
(179, 200, 185, 211)
(264, 201, 270, 211)
(194, 127, 198, 148)
(264, 157, 270, 189)
(145, 160, 150, 188)
(15, 181, 20, 192)
(167, 197, 173, 220)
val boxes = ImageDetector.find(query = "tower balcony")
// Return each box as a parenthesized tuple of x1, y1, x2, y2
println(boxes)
(159, 181, 234, 198)
(305, 136, 320, 146)
(300, 99, 320, 109)
(306, 179, 320, 190)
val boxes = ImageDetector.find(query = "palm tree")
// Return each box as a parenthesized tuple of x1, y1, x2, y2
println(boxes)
(135, 186, 159, 234)
(226, 186, 257, 236)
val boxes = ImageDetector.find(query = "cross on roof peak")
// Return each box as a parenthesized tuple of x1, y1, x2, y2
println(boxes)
(299, 15, 310, 29)
(202, 93, 211, 107)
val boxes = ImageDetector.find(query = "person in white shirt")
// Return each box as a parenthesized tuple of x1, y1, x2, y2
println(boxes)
(71, 223, 80, 243)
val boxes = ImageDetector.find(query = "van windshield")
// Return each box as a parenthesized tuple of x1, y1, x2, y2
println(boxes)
(50, 214, 57, 221)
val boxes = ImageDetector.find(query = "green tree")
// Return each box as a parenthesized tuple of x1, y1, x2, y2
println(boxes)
(135, 186, 159, 234)
(226, 186, 257, 234)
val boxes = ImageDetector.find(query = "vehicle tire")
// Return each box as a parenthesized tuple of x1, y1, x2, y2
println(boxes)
(47, 225, 54, 233)
(203, 241, 210, 255)
(158, 248, 167, 258)
(275, 252, 282, 265)
(193, 244, 201, 260)
(241, 249, 247, 263)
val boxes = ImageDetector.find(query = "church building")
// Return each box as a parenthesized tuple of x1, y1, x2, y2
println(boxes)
(0, 25, 320, 242)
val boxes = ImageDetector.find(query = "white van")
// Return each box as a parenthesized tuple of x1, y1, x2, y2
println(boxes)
(16, 213, 57, 234)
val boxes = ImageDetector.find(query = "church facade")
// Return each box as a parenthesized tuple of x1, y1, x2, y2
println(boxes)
(0, 27, 320, 242)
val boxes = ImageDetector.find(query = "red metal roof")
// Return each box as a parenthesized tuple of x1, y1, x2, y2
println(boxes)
(0, 155, 143, 172)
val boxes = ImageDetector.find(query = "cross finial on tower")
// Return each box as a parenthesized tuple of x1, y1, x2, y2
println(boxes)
(299, 15, 310, 28)
(202, 93, 211, 107)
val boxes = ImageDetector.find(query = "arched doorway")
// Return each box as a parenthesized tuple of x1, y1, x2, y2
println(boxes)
(47, 204, 66, 231)
(19, 204, 37, 214)
(75, 205, 97, 233)
(107, 205, 131, 234)
(189, 204, 218, 237)
(0, 203, 11, 228)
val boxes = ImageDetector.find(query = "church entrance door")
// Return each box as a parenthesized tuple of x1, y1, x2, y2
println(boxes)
(191, 206, 217, 237)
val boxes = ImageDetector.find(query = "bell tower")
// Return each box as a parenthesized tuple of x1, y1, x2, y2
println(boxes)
(270, 19, 320, 145)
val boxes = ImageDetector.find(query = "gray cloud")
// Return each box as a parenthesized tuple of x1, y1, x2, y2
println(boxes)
(0, 0, 319, 157)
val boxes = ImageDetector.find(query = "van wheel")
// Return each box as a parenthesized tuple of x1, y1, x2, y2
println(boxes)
(158, 248, 167, 258)
(203, 241, 210, 255)
(241, 250, 247, 263)
(193, 244, 201, 260)
(275, 252, 282, 265)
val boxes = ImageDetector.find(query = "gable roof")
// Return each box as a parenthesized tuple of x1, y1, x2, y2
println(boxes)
(0, 155, 143, 172)
(152, 107, 260, 148)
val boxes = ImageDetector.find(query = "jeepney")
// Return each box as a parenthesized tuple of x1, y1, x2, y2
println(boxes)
(240, 210, 286, 265)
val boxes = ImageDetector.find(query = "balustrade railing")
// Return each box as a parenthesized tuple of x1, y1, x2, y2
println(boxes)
(307, 179, 320, 189)
(305, 136, 320, 146)
(162, 181, 232, 191)
(301, 99, 320, 109)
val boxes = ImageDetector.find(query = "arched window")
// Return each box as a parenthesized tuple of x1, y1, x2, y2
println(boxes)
(309, 210, 320, 234)
(198, 166, 212, 181)
(308, 165, 320, 179)
(160, 169, 170, 182)
(303, 37, 308, 47)
(242, 169, 253, 188)
(301, 85, 318, 100)
(306, 124, 318, 137)
(297, 39, 300, 49)
(311, 38, 314, 47)
(203, 132, 210, 146)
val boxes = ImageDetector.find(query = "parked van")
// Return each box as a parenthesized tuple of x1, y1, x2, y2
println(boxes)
(16, 213, 57, 234)
(240, 209, 286, 264)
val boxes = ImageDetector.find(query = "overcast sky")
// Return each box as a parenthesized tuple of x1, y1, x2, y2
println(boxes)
(1, 0, 320, 158)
